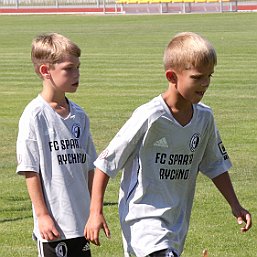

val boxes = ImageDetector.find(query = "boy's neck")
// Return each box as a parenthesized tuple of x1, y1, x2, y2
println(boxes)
(40, 91, 70, 118)
(162, 90, 193, 127)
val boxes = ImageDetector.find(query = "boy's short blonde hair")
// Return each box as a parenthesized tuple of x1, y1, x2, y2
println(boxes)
(31, 32, 81, 75)
(163, 32, 217, 72)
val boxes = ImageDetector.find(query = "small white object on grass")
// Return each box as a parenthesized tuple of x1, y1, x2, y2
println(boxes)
(202, 249, 208, 257)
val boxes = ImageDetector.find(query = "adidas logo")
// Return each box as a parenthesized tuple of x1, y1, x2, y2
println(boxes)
(82, 242, 90, 252)
(153, 137, 168, 148)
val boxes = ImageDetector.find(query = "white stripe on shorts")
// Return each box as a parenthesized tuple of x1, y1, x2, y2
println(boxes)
(37, 240, 45, 257)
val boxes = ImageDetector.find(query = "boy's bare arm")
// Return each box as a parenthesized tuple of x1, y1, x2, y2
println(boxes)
(212, 171, 252, 232)
(25, 172, 60, 240)
(88, 170, 94, 196)
(84, 168, 110, 246)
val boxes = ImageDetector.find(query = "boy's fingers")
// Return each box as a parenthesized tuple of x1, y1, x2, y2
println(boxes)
(52, 227, 60, 238)
(237, 213, 252, 232)
(85, 229, 100, 246)
(90, 224, 110, 245)
(41, 227, 60, 241)
(237, 216, 243, 225)
(93, 231, 100, 246)
(241, 213, 252, 232)
(103, 223, 111, 239)
(84, 220, 110, 246)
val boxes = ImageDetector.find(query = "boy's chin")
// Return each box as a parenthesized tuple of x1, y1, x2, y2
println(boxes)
(68, 87, 79, 93)
(192, 96, 204, 104)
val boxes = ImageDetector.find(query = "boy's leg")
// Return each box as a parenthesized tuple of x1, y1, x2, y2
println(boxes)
(37, 237, 91, 257)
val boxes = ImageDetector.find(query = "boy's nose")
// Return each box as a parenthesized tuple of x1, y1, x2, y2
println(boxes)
(201, 78, 210, 87)
(74, 70, 80, 78)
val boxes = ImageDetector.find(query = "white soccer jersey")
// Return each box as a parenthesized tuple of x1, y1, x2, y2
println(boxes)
(94, 95, 232, 257)
(16, 95, 97, 241)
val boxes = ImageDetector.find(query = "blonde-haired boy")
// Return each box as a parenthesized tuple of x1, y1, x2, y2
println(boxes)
(17, 33, 96, 257)
(84, 32, 251, 257)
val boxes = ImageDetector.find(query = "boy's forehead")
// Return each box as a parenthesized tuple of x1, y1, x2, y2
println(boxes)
(57, 54, 80, 64)
(187, 65, 214, 74)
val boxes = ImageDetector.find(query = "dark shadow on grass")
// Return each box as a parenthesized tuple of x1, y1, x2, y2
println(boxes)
(0, 215, 32, 223)
(0, 203, 116, 223)
(103, 202, 117, 206)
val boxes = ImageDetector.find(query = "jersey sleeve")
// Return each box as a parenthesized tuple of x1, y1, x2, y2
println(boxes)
(199, 117, 232, 179)
(94, 108, 149, 178)
(16, 111, 40, 174)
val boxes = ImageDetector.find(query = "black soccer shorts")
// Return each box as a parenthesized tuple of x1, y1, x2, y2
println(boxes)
(148, 248, 178, 257)
(37, 236, 91, 257)
(129, 248, 179, 257)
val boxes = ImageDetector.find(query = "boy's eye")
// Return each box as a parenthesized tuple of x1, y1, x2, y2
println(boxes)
(191, 75, 201, 80)
(64, 66, 79, 71)
(191, 74, 213, 80)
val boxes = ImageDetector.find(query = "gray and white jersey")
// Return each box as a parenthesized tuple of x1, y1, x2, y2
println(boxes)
(17, 95, 97, 241)
(94, 95, 231, 257)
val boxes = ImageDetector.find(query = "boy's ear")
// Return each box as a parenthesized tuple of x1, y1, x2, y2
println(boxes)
(165, 70, 177, 83)
(39, 64, 51, 79)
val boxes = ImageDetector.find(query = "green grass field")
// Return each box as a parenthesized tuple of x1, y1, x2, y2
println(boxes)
(1, 12, 257, 257)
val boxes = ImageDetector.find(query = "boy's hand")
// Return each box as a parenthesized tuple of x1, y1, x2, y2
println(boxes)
(212, 172, 252, 233)
(38, 214, 60, 240)
(232, 205, 252, 232)
(84, 213, 110, 246)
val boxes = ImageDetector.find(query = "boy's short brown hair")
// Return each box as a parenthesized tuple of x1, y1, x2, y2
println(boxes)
(31, 32, 81, 75)
(163, 32, 217, 72)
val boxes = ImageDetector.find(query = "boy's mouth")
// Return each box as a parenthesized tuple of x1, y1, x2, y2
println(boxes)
(72, 82, 79, 87)
(196, 91, 204, 96)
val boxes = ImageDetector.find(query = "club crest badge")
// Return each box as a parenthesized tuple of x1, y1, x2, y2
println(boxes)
(189, 133, 200, 152)
(55, 242, 68, 257)
(72, 123, 81, 138)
